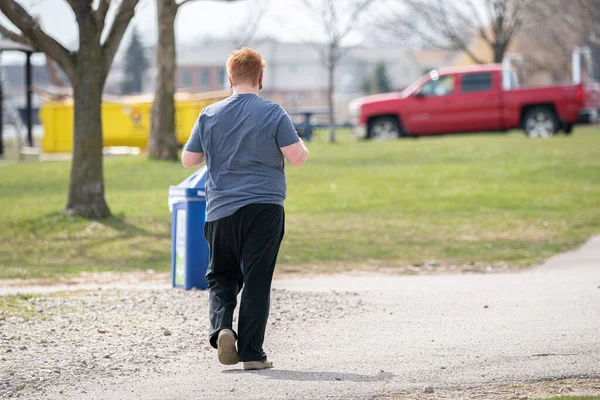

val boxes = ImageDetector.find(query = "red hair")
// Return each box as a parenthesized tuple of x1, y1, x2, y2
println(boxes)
(226, 47, 267, 86)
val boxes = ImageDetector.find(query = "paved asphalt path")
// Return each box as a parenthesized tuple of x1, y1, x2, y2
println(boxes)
(43, 237, 600, 399)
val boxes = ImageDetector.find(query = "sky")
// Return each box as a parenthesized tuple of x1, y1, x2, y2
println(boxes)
(0, 0, 379, 65)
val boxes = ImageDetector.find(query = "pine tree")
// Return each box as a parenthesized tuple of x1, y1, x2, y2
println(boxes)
(122, 29, 148, 95)
(361, 75, 374, 94)
(374, 62, 393, 93)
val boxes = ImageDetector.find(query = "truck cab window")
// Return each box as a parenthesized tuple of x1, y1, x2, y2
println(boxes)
(417, 75, 455, 97)
(461, 72, 493, 93)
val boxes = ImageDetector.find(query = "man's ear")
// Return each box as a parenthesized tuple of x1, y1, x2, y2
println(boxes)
(259, 73, 263, 86)
(228, 76, 233, 88)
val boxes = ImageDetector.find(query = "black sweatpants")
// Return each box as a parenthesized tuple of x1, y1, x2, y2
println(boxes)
(204, 203, 285, 362)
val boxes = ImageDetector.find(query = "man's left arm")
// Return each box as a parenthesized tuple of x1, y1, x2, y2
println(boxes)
(182, 115, 205, 168)
(182, 151, 205, 168)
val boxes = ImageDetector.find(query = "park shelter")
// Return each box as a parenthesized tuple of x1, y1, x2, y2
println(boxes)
(0, 37, 38, 156)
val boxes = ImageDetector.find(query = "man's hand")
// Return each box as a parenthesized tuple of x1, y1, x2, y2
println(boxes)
(182, 150, 205, 168)
(281, 140, 309, 166)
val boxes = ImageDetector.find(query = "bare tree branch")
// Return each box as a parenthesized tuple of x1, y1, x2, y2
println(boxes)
(300, 0, 379, 142)
(380, 0, 526, 64)
(339, 0, 375, 39)
(176, 0, 238, 11)
(229, 0, 269, 48)
(176, 0, 196, 8)
(463, 0, 493, 46)
(300, 0, 318, 15)
(0, 22, 36, 48)
(101, 0, 140, 79)
(518, 0, 599, 84)
(453, 38, 485, 64)
(0, 0, 76, 81)
(95, 0, 111, 26)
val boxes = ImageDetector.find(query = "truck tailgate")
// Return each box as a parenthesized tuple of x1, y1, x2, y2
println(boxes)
(583, 81, 600, 110)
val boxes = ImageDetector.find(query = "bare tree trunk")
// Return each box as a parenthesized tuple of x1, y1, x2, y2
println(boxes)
(327, 63, 336, 143)
(65, 11, 110, 218)
(66, 70, 110, 217)
(1, 0, 139, 219)
(493, 43, 506, 63)
(148, 0, 179, 161)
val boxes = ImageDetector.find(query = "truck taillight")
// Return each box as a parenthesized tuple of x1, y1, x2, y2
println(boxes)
(577, 86, 584, 103)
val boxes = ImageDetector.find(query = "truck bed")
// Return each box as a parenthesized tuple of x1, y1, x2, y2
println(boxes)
(503, 84, 584, 128)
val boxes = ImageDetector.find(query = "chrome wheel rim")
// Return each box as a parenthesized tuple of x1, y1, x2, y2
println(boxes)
(372, 121, 399, 140)
(526, 112, 554, 138)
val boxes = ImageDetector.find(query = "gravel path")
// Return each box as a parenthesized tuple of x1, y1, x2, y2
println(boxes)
(0, 288, 365, 399)
(1, 236, 600, 400)
(382, 378, 600, 399)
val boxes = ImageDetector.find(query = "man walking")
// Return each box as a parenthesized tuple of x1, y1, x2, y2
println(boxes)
(182, 48, 309, 370)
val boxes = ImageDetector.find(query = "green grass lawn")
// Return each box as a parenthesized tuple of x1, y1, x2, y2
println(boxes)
(0, 127, 599, 280)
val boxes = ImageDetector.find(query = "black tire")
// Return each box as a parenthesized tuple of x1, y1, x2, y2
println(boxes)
(564, 124, 574, 135)
(523, 107, 559, 138)
(368, 117, 401, 140)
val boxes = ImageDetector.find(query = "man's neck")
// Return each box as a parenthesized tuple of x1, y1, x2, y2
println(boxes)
(232, 84, 259, 95)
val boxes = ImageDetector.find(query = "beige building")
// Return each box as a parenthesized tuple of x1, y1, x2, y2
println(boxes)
(133, 38, 422, 123)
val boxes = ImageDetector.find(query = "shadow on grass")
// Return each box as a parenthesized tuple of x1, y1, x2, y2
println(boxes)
(11, 211, 165, 239)
(71, 216, 169, 263)
(222, 369, 394, 382)
(1, 211, 173, 279)
(96, 214, 165, 239)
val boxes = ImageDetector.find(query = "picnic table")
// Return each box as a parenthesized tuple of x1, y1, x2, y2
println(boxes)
(288, 107, 354, 142)
(288, 107, 331, 142)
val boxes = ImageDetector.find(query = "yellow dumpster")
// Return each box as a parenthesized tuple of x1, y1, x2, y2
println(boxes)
(40, 91, 229, 153)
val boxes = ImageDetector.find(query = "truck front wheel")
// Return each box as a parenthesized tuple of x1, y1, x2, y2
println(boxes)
(368, 117, 401, 140)
(523, 107, 559, 138)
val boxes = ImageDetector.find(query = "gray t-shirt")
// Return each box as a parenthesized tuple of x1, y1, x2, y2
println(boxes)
(184, 93, 300, 222)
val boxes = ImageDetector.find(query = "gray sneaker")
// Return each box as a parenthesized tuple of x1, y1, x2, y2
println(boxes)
(217, 329, 239, 365)
(243, 360, 274, 370)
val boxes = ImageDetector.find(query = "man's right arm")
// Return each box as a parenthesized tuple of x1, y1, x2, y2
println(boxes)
(281, 140, 309, 166)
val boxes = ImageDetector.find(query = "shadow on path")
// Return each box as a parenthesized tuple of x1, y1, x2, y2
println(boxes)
(223, 369, 394, 382)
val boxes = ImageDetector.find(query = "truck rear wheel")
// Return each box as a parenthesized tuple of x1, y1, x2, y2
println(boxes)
(523, 107, 558, 138)
(368, 117, 401, 140)
(564, 124, 574, 135)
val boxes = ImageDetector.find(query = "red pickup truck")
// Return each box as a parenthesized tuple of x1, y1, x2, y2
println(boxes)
(349, 64, 600, 139)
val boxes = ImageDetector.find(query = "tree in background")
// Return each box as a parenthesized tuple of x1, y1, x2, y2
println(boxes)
(301, 0, 377, 143)
(381, 0, 525, 64)
(517, 0, 600, 84)
(121, 28, 148, 95)
(362, 62, 393, 94)
(149, 0, 238, 162)
(0, 0, 140, 218)
(374, 62, 392, 93)
(361, 75, 374, 95)
(228, 0, 269, 49)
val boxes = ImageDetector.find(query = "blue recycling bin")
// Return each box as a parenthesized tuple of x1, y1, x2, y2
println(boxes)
(168, 166, 210, 290)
